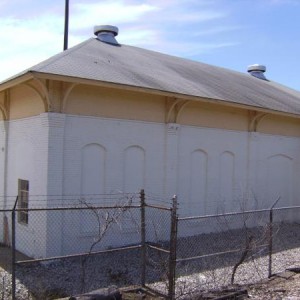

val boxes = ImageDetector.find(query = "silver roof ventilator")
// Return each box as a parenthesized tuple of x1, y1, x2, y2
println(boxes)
(247, 64, 267, 80)
(94, 25, 119, 45)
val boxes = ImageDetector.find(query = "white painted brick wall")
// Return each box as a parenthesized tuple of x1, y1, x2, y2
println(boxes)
(0, 121, 6, 243)
(5, 115, 49, 257)
(3, 112, 300, 256)
(43, 113, 66, 257)
(0, 121, 5, 202)
(62, 115, 166, 196)
(59, 115, 300, 253)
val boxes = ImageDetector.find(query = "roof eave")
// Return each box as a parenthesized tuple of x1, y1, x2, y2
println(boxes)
(0, 72, 34, 92)
(30, 71, 300, 120)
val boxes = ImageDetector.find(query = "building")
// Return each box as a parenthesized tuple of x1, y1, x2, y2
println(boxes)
(1, 25, 300, 257)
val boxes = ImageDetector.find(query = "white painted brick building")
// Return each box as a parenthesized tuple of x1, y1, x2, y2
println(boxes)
(1, 26, 300, 257)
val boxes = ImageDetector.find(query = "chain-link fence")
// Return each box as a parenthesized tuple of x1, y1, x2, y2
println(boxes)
(0, 191, 176, 299)
(143, 196, 175, 298)
(1, 193, 300, 299)
(174, 207, 300, 299)
(12, 193, 144, 299)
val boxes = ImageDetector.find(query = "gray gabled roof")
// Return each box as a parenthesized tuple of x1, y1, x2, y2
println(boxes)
(2, 38, 300, 115)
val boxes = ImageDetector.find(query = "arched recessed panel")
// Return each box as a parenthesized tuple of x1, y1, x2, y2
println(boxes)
(220, 151, 235, 212)
(189, 150, 208, 215)
(123, 146, 145, 193)
(81, 144, 106, 196)
(80, 143, 106, 234)
(267, 154, 293, 207)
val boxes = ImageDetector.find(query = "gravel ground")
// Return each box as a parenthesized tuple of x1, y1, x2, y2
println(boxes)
(1, 222, 300, 299)
(247, 270, 300, 299)
(173, 247, 300, 298)
(0, 271, 33, 300)
(0, 247, 142, 299)
(148, 222, 300, 299)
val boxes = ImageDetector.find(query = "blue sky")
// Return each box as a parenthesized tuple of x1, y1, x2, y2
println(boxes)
(0, 0, 299, 91)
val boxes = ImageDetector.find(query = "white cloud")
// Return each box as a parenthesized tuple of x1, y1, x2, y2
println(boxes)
(69, 0, 235, 57)
(71, 1, 159, 30)
(118, 27, 159, 46)
(0, 16, 63, 52)
(0, 12, 65, 81)
(0, 0, 8, 6)
(0, 0, 238, 81)
(0, 54, 42, 82)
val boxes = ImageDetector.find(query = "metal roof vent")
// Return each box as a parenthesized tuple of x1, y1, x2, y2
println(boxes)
(94, 25, 119, 45)
(247, 64, 267, 80)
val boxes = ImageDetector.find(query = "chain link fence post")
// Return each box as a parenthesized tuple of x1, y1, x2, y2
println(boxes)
(140, 189, 146, 288)
(268, 207, 274, 278)
(168, 195, 178, 300)
(11, 196, 18, 300)
(268, 197, 280, 278)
